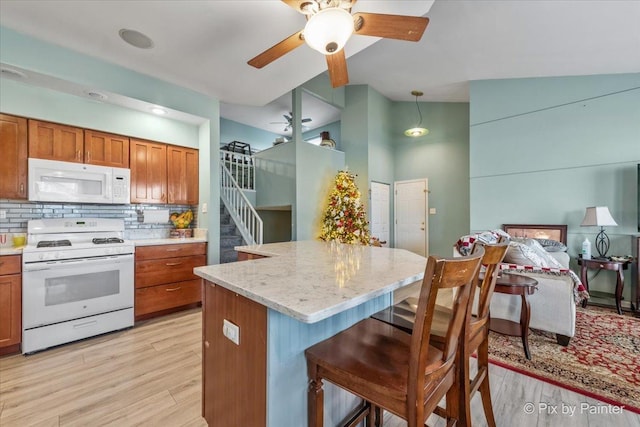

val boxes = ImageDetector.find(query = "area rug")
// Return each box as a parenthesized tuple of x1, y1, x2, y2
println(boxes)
(487, 306, 640, 414)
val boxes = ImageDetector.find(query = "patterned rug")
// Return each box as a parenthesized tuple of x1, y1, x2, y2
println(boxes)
(487, 306, 640, 414)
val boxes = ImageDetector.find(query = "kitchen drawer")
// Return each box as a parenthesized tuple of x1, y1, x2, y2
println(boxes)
(135, 243, 206, 261)
(135, 279, 201, 317)
(135, 255, 206, 288)
(0, 255, 21, 275)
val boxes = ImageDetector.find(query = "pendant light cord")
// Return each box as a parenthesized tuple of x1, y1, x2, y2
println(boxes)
(414, 95, 423, 127)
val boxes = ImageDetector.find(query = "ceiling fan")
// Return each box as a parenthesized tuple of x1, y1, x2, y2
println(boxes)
(248, 0, 429, 88)
(270, 112, 312, 132)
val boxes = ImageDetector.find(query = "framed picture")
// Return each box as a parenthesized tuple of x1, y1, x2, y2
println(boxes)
(502, 224, 568, 244)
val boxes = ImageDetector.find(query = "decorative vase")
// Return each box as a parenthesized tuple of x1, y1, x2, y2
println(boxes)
(319, 131, 336, 149)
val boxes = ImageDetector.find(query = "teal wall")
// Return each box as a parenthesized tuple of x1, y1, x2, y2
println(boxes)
(220, 117, 282, 152)
(1, 79, 199, 148)
(341, 85, 371, 196)
(393, 102, 470, 258)
(295, 142, 345, 240)
(470, 73, 640, 299)
(0, 26, 222, 263)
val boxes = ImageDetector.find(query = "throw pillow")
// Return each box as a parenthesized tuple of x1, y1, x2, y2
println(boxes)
(504, 238, 564, 268)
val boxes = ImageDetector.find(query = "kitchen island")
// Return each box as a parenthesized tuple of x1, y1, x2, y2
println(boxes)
(194, 241, 426, 427)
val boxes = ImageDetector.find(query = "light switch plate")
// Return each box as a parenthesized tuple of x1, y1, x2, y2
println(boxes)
(202, 203, 208, 213)
(429, 208, 436, 215)
(223, 319, 240, 345)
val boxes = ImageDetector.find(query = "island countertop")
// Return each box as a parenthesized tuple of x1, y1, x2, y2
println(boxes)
(193, 240, 426, 323)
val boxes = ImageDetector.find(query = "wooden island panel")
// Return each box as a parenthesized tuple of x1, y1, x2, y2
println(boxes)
(203, 281, 266, 426)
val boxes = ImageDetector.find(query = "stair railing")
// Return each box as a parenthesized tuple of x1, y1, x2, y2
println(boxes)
(219, 150, 255, 190)
(220, 158, 263, 245)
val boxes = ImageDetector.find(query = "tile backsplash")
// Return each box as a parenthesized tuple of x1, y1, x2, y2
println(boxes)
(0, 199, 198, 239)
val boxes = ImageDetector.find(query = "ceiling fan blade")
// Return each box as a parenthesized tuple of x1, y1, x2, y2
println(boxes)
(248, 30, 305, 69)
(301, 118, 312, 123)
(353, 12, 429, 41)
(326, 50, 349, 88)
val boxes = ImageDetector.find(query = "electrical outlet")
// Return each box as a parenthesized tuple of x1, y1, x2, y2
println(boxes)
(429, 208, 436, 215)
(0, 210, 6, 219)
(223, 319, 240, 345)
(201, 203, 208, 214)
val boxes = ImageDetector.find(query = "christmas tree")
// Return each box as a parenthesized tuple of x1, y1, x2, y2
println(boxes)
(319, 170, 371, 245)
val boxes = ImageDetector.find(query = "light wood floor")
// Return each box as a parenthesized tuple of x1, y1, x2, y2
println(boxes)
(1, 309, 638, 427)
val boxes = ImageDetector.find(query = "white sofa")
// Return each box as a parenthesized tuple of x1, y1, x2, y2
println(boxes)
(489, 251, 576, 345)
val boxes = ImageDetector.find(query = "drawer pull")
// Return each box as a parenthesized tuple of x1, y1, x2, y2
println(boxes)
(166, 286, 182, 292)
(166, 248, 181, 252)
(165, 262, 183, 266)
(73, 320, 98, 329)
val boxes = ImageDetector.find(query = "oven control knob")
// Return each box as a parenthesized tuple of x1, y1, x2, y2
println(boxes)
(54, 252, 60, 259)
(38, 254, 44, 260)
(105, 248, 113, 254)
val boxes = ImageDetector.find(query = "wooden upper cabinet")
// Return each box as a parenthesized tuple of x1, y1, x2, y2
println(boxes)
(0, 114, 28, 199)
(130, 139, 167, 204)
(167, 145, 199, 204)
(84, 130, 130, 168)
(28, 119, 84, 163)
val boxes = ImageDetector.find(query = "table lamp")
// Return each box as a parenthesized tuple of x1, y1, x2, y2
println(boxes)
(580, 206, 618, 259)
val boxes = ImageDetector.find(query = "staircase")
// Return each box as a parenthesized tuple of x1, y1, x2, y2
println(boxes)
(219, 202, 244, 263)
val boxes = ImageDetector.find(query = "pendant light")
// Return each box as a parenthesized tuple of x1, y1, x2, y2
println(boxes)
(404, 90, 429, 137)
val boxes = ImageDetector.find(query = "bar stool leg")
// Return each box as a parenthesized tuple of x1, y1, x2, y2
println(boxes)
(308, 365, 324, 427)
(478, 337, 496, 427)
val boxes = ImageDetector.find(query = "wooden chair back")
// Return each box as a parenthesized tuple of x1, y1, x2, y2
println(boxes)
(407, 246, 484, 422)
(474, 241, 509, 321)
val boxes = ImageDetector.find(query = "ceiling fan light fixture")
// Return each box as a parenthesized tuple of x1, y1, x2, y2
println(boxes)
(405, 90, 429, 138)
(304, 7, 354, 54)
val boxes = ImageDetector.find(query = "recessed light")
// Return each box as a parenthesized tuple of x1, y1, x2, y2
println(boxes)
(119, 29, 154, 49)
(0, 67, 27, 79)
(84, 90, 108, 101)
(151, 107, 167, 115)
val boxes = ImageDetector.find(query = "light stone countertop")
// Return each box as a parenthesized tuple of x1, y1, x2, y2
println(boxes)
(0, 247, 23, 256)
(132, 237, 208, 246)
(194, 240, 427, 323)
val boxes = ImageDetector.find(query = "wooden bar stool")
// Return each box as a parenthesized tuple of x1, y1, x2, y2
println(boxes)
(371, 241, 509, 427)
(305, 248, 484, 427)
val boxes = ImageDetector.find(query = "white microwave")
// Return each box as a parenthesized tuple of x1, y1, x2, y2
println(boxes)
(28, 158, 130, 204)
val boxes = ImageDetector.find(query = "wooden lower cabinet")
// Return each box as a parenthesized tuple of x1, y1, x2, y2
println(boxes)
(202, 281, 266, 426)
(0, 255, 22, 355)
(135, 243, 206, 320)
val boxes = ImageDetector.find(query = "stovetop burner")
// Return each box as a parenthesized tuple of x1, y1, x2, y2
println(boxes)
(37, 239, 72, 248)
(92, 237, 125, 245)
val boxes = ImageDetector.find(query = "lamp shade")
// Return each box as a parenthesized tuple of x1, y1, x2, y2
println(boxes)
(304, 8, 354, 54)
(580, 206, 618, 227)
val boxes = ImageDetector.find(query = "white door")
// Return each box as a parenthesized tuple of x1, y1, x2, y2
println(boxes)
(370, 182, 390, 247)
(394, 179, 428, 256)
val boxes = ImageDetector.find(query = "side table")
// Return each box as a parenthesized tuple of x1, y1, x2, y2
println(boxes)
(578, 257, 630, 315)
(489, 273, 538, 360)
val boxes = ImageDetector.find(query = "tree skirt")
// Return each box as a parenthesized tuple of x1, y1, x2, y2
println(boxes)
(487, 306, 640, 414)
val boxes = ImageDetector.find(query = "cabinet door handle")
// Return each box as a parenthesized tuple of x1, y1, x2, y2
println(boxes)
(166, 286, 182, 292)
(86, 151, 91, 162)
(165, 262, 183, 266)
(20, 183, 24, 194)
(204, 340, 210, 348)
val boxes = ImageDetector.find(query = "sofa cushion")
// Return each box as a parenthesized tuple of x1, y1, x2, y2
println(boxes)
(504, 238, 564, 268)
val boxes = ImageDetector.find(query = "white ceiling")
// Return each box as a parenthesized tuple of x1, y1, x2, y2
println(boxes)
(1, 0, 639, 135)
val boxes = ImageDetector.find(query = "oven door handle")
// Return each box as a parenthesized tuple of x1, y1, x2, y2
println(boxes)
(23, 254, 133, 271)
